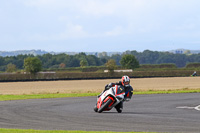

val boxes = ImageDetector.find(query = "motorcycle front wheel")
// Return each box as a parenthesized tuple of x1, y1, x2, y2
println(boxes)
(94, 105, 98, 112)
(98, 98, 113, 113)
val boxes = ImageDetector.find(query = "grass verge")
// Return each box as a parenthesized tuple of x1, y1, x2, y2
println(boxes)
(0, 128, 158, 133)
(134, 88, 200, 94)
(0, 93, 98, 101)
(0, 88, 199, 101)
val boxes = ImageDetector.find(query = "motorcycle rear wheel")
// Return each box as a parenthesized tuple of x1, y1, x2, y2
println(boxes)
(98, 98, 113, 113)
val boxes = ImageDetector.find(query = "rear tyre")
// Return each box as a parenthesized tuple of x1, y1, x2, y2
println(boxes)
(98, 99, 113, 113)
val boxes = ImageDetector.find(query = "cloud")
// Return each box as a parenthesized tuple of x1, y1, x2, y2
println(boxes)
(19, 0, 146, 16)
(58, 23, 88, 39)
(105, 26, 124, 36)
(19, 0, 200, 18)
(26, 23, 88, 42)
(20, 0, 67, 9)
(5, 0, 200, 48)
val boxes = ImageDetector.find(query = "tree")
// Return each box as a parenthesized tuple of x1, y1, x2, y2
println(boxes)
(80, 60, 88, 67)
(110, 54, 121, 65)
(6, 63, 17, 73)
(86, 55, 97, 66)
(24, 57, 42, 74)
(120, 54, 139, 69)
(68, 57, 80, 67)
(59, 63, 66, 68)
(184, 50, 191, 55)
(98, 52, 108, 58)
(105, 59, 117, 73)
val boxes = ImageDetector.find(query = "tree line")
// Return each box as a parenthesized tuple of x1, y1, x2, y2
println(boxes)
(1, 50, 200, 72)
(0, 53, 106, 72)
(108, 50, 200, 68)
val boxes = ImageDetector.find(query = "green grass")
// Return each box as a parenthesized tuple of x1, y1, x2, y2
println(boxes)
(0, 128, 158, 133)
(0, 93, 99, 101)
(134, 88, 200, 94)
(0, 88, 200, 101)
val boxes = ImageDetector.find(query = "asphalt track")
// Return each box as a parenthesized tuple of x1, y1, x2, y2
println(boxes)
(0, 93, 200, 133)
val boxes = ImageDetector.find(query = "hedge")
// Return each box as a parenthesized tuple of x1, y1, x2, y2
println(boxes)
(0, 70, 197, 82)
(186, 63, 200, 68)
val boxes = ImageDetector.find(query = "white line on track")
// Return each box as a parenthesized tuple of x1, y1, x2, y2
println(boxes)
(194, 105, 200, 111)
(176, 105, 200, 111)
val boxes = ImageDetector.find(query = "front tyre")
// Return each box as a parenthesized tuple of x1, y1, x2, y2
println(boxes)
(98, 99, 113, 113)
(94, 105, 98, 112)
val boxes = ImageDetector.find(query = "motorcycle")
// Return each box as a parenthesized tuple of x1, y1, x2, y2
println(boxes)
(94, 85, 126, 113)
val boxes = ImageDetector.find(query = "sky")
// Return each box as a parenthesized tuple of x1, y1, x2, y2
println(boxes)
(0, 0, 200, 52)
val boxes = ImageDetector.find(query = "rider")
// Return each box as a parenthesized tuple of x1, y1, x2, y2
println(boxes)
(97, 75, 133, 113)
(192, 71, 197, 76)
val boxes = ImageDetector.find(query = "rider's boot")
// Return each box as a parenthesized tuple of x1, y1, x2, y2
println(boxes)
(115, 102, 123, 113)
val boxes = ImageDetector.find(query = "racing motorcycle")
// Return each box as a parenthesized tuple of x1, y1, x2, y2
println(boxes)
(94, 85, 126, 113)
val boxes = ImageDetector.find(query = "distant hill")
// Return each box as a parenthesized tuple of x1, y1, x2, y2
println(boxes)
(169, 49, 200, 54)
(0, 50, 122, 57)
(0, 50, 51, 57)
(0, 49, 199, 57)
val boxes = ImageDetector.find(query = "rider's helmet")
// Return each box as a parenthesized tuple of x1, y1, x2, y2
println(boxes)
(121, 75, 130, 87)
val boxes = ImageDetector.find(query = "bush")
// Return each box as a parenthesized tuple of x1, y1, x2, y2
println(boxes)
(140, 64, 177, 69)
(186, 63, 200, 68)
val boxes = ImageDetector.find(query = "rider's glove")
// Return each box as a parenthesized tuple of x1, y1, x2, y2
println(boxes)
(105, 83, 114, 90)
(108, 83, 113, 88)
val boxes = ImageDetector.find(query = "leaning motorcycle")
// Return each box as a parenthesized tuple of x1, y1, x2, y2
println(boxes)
(94, 85, 126, 113)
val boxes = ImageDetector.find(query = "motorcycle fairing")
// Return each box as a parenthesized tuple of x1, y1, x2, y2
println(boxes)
(97, 85, 125, 111)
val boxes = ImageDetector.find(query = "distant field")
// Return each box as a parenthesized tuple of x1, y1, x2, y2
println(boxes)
(0, 77, 200, 95)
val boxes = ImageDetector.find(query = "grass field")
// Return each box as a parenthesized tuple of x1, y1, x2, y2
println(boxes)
(0, 77, 200, 95)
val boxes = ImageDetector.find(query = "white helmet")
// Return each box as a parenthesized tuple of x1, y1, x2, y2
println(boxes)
(121, 75, 130, 87)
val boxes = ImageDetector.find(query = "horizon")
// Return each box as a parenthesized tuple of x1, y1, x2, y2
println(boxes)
(0, 0, 200, 52)
(0, 48, 199, 53)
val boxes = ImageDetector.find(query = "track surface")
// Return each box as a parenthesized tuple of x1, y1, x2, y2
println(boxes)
(0, 93, 200, 132)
